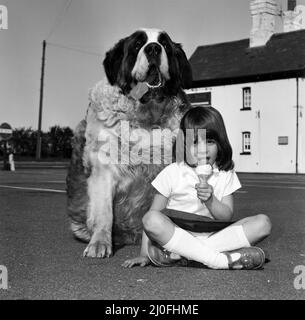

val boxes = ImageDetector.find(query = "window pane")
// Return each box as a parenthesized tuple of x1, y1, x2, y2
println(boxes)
(242, 132, 251, 152)
(243, 88, 251, 109)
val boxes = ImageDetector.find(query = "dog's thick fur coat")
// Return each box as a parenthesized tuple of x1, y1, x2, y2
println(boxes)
(66, 29, 192, 258)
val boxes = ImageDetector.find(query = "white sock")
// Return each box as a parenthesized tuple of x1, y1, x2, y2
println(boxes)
(163, 226, 229, 269)
(203, 225, 251, 252)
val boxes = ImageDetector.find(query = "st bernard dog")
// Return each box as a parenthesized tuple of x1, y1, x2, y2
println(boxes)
(66, 28, 193, 258)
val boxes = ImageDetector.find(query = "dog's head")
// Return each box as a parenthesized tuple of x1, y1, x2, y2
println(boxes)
(103, 28, 193, 96)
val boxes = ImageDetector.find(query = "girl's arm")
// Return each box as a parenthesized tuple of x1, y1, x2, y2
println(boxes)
(205, 194, 234, 221)
(121, 231, 151, 268)
(196, 183, 234, 221)
(149, 192, 168, 212)
(139, 229, 150, 256)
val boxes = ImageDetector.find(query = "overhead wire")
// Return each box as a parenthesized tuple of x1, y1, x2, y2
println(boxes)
(47, 42, 102, 57)
(46, 0, 73, 41)
(45, 0, 102, 57)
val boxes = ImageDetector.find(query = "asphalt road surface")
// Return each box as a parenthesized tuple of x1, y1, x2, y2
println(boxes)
(0, 168, 305, 300)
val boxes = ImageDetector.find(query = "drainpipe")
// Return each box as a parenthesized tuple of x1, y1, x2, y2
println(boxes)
(296, 77, 299, 174)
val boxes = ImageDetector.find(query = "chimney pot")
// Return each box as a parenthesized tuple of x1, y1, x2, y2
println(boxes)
(288, 0, 296, 11)
(283, 4, 305, 32)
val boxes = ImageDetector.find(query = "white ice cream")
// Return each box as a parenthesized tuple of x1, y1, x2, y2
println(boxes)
(195, 164, 213, 176)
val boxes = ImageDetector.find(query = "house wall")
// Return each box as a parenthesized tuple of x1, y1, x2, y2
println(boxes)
(186, 78, 304, 173)
(298, 78, 305, 174)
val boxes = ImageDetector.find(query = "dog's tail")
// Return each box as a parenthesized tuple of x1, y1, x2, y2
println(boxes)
(71, 221, 91, 243)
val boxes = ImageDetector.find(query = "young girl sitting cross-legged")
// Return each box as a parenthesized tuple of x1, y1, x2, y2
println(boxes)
(122, 106, 272, 270)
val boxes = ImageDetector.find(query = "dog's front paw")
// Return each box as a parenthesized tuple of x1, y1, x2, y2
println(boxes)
(83, 242, 112, 258)
(83, 230, 112, 258)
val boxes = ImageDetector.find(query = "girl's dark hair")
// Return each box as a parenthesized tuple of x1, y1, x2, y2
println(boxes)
(174, 106, 234, 171)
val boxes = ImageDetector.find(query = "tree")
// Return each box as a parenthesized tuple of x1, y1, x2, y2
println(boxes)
(8, 126, 74, 159)
(11, 127, 34, 156)
(47, 125, 73, 158)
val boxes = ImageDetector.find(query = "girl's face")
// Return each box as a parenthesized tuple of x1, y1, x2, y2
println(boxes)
(189, 134, 218, 166)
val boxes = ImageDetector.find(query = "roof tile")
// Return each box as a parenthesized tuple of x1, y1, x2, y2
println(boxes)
(189, 30, 305, 86)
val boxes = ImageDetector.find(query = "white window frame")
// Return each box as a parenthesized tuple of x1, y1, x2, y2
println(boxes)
(242, 87, 251, 110)
(241, 131, 251, 154)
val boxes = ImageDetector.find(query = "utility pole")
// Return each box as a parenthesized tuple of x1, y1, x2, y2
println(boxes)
(36, 40, 46, 160)
(295, 78, 300, 174)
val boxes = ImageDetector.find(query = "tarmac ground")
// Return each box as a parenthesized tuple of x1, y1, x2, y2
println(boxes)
(0, 167, 305, 300)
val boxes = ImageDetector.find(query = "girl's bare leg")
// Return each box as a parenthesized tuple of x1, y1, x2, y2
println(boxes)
(142, 210, 176, 246)
(230, 214, 272, 245)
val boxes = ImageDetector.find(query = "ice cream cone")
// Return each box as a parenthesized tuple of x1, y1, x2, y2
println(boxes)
(195, 163, 212, 186)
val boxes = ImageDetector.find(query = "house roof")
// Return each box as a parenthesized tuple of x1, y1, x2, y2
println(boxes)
(189, 29, 305, 87)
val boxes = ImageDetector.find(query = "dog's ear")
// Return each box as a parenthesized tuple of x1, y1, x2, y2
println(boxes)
(103, 38, 126, 85)
(174, 43, 193, 89)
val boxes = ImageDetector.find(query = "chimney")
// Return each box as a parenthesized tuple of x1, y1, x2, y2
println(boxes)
(283, 1, 305, 32)
(250, 0, 278, 47)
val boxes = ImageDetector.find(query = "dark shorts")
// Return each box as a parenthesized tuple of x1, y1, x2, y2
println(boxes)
(161, 208, 235, 233)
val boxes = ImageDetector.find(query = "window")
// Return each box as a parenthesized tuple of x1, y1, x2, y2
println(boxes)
(241, 132, 251, 154)
(187, 92, 211, 107)
(278, 136, 288, 145)
(242, 87, 251, 110)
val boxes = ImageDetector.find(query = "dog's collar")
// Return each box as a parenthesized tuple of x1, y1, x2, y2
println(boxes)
(129, 82, 149, 101)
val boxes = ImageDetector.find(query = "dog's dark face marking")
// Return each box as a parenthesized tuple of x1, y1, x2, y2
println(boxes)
(103, 28, 193, 95)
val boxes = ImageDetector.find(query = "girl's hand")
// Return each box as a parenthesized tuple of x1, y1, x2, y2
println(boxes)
(195, 183, 213, 202)
(122, 256, 150, 268)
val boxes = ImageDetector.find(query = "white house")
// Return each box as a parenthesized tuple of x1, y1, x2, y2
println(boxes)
(186, 0, 305, 173)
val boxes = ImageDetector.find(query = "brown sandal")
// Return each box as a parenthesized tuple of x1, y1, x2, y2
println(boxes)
(224, 247, 266, 270)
